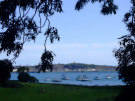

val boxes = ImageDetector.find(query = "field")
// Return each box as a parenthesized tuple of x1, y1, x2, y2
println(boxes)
(0, 82, 122, 101)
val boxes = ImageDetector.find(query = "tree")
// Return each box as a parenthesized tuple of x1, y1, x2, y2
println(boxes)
(75, 0, 118, 15)
(114, 0, 135, 86)
(0, 59, 14, 83)
(0, 0, 119, 72)
(17, 66, 29, 73)
(18, 72, 39, 83)
(0, 0, 62, 72)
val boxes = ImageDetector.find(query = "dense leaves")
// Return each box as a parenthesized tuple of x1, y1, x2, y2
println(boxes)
(0, 0, 62, 57)
(37, 26, 60, 72)
(115, 36, 135, 85)
(45, 27, 60, 43)
(17, 66, 29, 73)
(75, 0, 118, 15)
(0, 0, 62, 71)
(0, 59, 14, 83)
(115, 1, 135, 85)
(18, 72, 39, 83)
(38, 50, 55, 72)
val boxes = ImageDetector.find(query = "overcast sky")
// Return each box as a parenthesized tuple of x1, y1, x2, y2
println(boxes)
(0, 0, 131, 66)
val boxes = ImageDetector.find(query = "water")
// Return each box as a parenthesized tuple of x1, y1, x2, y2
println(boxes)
(10, 71, 125, 86)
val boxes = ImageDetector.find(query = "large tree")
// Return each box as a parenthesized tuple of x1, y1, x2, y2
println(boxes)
(0, 0, 62, 72)
(115, 0, 135, 85)
(0, 0, 118, 72)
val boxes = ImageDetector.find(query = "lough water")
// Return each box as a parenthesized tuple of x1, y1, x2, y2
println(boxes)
(10, 71, 124, 86)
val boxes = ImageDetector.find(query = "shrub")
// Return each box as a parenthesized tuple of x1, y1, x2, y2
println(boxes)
(0, 59, 13, 84)
(18, 72, 39, 83)
(17, 67, 29, 73)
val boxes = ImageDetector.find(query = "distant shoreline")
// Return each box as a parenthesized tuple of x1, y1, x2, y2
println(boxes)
(13, 63, 117, 72)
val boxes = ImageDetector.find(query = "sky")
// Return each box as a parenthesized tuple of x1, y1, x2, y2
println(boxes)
(0, 0, 132, 66)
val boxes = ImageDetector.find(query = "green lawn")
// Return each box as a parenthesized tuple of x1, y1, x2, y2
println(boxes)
(0, 83, 122, 101)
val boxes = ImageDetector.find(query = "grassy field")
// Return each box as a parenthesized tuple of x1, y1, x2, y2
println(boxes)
(0, 82, 122, 101)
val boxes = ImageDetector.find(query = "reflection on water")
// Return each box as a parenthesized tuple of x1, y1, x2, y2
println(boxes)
(10, 71, 124, 86)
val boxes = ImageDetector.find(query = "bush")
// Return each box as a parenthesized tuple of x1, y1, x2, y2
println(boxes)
(0, 59, 14, 84)
(17, 67, 29, 73)
(18, 72, 39, 83)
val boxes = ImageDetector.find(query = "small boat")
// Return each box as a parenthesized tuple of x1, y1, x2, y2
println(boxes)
(45, 77, 50, 81)
(106, 76, 112, 79)
(76, 75, 89, 81)
(62, 74, 70, 80)
(52, 79, 62, 82)
(76, 75, 83, 81)
(94, 77, 101, 80)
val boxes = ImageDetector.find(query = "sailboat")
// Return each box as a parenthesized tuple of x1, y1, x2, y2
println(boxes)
(52, 79, 62, 82)
(106, 76, 112, 79)
(45, 77, 50, 81)
(94, 77, 101, 80)
(62, 74, 70, 80)
(76, 74, 90, 81)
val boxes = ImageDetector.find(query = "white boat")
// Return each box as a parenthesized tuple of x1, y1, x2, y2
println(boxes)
(76, 75, 90, 81)
(94, 77, 101, 80)
(62, 74, 70, 80)
(45, 77, 50, 81)
(106, 76, 112, 79)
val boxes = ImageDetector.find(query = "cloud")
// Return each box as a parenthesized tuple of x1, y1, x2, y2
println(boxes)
(22, 42, 118, 52)
(91, 42, 119, 49)
(23, 43, 88, 50)
(0, 42, 118, 66)
(23, 45, 44, 51)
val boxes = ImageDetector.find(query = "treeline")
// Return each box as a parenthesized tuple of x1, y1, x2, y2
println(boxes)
(15, 63, 116, 72)
(53, 63, 116, 71)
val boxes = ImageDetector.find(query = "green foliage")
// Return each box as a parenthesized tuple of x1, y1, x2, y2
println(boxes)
(0, 59, 14, 84)
(38, 50, 55, 72)
(115, 36, 135, 85)
(18, 72, 39, 83)
(64, 63, 115, 70)
(114, 1, 135, 85)
(17, 66, 29, 73)
(75, 0, 118, 15)
(0, 0, 62, 72)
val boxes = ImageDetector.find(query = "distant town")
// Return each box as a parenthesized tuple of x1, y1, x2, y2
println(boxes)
(13, 63, 117, 72)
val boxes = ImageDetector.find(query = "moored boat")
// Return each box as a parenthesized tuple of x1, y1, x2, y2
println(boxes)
(94, 77, 101, 80)
(52, 79, 62, 82)
(62, 74, 70, 80)
(45, 77, 50, 81)
(106, 76, 112, 79)
(76, 75, 90, 81)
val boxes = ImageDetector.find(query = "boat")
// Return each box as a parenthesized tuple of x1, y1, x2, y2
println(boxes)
(106, 76, 112, 79)
(76, 75, 89, 81)
(52, 79, 62, 82)
(45, 77, 50, 81)
(62, 74, 70, 80)
(94, 77, 101, 80)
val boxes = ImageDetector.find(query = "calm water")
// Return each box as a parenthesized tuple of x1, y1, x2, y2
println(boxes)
(10, 71, 125, 86)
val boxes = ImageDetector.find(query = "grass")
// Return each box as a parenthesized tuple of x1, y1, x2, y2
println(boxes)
(0, 82, 122, 101)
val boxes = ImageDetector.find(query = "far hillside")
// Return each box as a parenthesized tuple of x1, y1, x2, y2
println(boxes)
(14, 63, 116, 72)
(53, 63, 116, 72)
